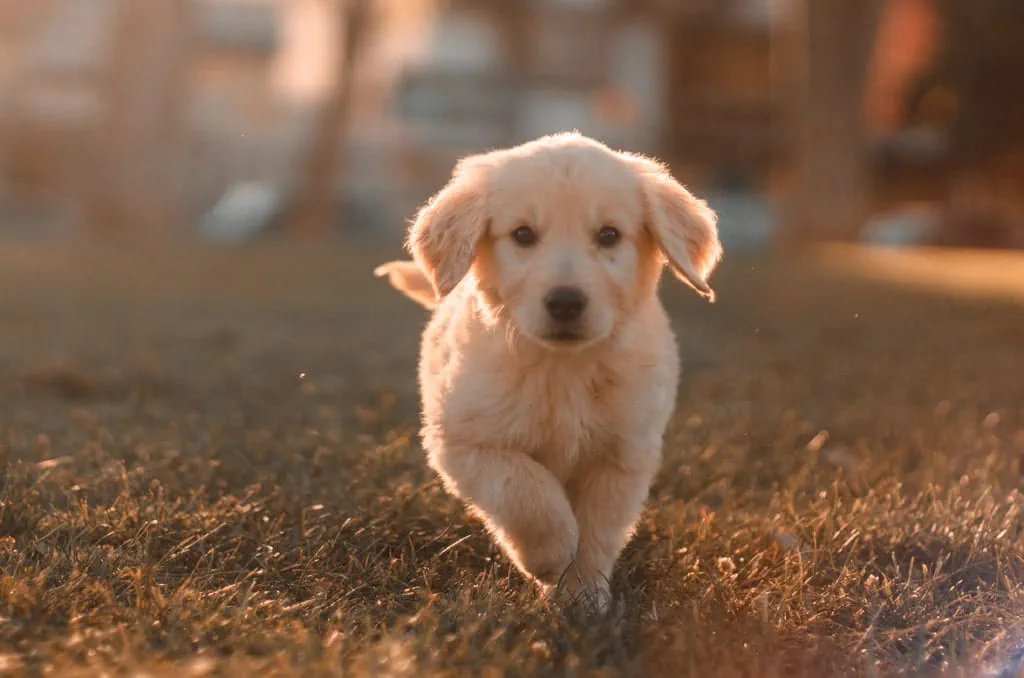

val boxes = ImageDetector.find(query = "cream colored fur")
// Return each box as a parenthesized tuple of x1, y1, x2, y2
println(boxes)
(375, 132, 722, 612)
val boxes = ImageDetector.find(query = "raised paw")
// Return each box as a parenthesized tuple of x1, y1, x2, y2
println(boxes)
(511, 512, 579, 586)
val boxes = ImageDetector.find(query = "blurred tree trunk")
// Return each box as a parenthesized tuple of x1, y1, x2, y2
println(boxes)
(288, 0, 373, 237)
(88, 0, 194, 237)
(773, 0, 884, 247)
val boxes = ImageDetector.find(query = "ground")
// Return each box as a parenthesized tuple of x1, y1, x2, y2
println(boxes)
(1, 240, 1023, 677)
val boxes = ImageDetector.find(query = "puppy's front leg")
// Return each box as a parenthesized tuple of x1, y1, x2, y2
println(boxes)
(429, 445, 579, 587)
(563, 457, 658, 611)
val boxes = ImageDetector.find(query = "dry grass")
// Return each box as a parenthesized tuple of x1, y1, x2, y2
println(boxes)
(1, 240, 1023, 677)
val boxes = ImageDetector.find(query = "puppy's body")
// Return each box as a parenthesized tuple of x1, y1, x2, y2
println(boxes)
(377, 133, 721, 609)
(419, 284, 678, 601)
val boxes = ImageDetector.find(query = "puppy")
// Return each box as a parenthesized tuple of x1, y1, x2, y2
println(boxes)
(375, 132, 722, 611)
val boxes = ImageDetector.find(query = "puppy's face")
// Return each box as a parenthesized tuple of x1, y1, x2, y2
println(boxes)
(473, 148, 656, 349)
(407, 133, 722, 350)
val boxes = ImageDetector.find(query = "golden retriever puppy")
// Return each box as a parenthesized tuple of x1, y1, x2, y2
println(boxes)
(375, 132, 722, 611)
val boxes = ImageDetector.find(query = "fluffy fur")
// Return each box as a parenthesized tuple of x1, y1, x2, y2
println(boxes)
(375, 132, 722, 611)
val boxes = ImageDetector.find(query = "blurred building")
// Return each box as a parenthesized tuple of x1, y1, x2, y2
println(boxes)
(1, 0, 1018, 247)
(0, 0, 781, 240)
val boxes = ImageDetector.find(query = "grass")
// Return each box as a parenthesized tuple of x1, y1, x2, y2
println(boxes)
(1, 240, 1023, 677)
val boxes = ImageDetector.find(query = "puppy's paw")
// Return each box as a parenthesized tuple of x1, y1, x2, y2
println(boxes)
(510, 514, 579, 586)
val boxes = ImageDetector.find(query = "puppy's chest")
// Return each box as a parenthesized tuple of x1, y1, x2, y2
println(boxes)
(491, 366, 619, 478)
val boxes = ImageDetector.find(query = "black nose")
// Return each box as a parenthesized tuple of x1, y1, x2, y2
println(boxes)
(544, 286, 588, 322)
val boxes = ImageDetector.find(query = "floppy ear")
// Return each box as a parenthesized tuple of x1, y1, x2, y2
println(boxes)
(405, 155, 489, 300)
(631, 156, 723, 301)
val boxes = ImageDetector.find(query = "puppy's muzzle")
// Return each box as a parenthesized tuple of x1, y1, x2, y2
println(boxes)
(544, 286, 588, 325)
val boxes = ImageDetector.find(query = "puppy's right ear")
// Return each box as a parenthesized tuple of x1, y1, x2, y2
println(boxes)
(406, 155, 490, 300)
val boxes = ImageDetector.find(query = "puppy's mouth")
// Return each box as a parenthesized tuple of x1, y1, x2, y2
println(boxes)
(546, 330, 585, 343)
(537, 327, 601, 350)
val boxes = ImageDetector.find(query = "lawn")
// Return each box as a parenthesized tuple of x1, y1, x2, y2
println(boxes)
(1, 240, 1023, 677)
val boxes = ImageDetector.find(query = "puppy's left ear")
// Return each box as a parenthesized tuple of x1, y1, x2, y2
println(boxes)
(631, 155, 723, 301)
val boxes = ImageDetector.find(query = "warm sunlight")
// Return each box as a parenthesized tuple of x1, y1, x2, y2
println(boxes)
(1, 1, 1023, 676)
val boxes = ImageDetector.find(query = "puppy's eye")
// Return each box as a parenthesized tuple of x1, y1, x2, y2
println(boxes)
(512, 225, 538, 247)
(596, 225, 621, 248)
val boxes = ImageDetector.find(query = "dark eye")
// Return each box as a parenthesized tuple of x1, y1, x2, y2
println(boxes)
(597, 225, 620, 248)
(512, 225, 538, 247)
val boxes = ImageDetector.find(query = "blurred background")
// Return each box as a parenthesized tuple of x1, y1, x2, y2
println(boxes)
(1, 0, 1022, 251)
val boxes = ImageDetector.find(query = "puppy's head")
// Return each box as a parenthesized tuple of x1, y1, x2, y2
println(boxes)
(406, 132, 722, 350)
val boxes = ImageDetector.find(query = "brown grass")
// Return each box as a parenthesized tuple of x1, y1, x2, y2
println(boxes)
(1, 240, 1023, 677)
